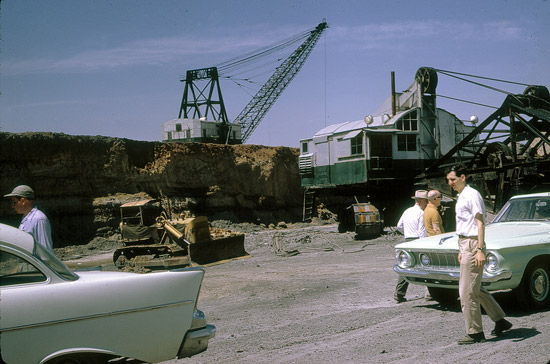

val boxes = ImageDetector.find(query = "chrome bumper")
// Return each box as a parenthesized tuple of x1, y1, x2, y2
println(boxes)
(178, 324, 216, 358)
(393, 265, 513, 284)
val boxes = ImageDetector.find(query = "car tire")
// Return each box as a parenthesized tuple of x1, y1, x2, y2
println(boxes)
(427, 287, 459, 305)
(48, 356, 93, 364)
(47, 354, 115, 364)
(515, 261, 550, 310)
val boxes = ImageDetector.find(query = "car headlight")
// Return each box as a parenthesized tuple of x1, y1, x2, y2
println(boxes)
(396, 250, 415, 268)
(485, 253, 499, 272)
(419, 253, 430, 266)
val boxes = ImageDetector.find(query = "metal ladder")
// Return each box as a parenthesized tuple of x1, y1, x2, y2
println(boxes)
(302, 189, 316, 221)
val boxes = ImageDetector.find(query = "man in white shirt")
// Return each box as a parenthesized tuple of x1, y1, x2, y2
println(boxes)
(447, 165, 512, 344)
(396, 191, 428, 239)
(394, 190, 428, 302)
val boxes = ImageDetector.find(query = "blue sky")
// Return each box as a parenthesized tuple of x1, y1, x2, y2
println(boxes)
(1, 0, 549, 147)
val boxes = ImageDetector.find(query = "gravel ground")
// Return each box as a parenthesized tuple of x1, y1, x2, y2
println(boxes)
(61, 223, 550, 364)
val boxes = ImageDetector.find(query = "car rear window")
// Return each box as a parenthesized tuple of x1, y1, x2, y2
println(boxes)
(33, 243, 78, 281)
(0, 251, 47, 286)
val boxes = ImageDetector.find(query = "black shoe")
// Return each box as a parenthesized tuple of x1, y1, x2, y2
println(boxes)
(394, 295, 407, 303)
(457, 332, 486, 345)
(491, 319, 512, 336)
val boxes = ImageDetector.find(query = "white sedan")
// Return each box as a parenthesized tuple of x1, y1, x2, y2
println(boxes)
(394, 192, 550, 310)
(0, 223, 215, 364)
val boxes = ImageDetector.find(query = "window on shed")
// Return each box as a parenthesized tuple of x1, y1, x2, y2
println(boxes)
(369, 134, 392, 169)
(302, 142, 309, 154)
(370, 135, 392, 157)
(176, 123, 182, 132)
(351, 134, 363, 155)
(397, 134, 417, 151)
(398, 110, 418, 131)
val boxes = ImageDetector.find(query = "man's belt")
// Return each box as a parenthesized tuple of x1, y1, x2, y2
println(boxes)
(458, 235, 478, 239)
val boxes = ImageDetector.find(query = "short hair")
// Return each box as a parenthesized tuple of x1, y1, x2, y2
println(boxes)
(446, 163, 467, 177)
(427, 190, 440, 200)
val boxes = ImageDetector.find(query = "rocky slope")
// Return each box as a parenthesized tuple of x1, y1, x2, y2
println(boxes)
(0, 132, 302, 246)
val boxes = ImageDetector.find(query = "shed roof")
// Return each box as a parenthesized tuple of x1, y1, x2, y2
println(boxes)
(312, 109, 415, 138)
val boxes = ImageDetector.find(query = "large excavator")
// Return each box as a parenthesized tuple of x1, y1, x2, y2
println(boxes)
(298, 66, 550, 232)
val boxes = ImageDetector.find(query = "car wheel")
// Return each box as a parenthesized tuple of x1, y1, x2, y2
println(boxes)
(517, 262, 550, 310)
(48, 355, 96, 364)
(427, 287, 459, 305)
(48, 354, 120, 364)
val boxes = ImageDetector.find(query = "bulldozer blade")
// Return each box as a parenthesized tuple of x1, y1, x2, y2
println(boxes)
(189, 235, 247, 265)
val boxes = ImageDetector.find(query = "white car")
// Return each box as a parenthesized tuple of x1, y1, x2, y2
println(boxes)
(394, 192, 550, 310)
(0, 223, 215, 364)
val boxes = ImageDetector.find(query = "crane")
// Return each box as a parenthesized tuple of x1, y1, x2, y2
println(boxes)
(173, 20, 328, 144)
(234, 20, 328, 143)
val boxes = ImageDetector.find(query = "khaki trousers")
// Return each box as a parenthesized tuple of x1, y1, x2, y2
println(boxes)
(458, 237, 505, 335)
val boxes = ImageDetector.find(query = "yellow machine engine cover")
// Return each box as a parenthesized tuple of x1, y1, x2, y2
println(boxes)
(178, 216, 212, 244)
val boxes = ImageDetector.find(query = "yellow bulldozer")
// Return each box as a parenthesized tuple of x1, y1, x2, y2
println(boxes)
(113, 199, 246, 270)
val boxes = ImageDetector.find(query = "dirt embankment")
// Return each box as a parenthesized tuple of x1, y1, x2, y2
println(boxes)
(0, 132, 303, 246)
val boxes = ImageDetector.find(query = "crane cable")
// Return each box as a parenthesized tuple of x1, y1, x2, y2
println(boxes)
(215, 30, 312, 71)
(434, 68, 531, 88)
(434, 94, 499, 109)
(433, 68, 532, 109)
(213, 26, 318, 83)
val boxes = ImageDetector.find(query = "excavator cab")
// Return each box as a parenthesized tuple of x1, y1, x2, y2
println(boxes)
(119, 199, 164, 244)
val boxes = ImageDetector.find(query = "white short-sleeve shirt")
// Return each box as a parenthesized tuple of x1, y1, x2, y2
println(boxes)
(397, 204, 427, 239)
(455, 185, 486, 236)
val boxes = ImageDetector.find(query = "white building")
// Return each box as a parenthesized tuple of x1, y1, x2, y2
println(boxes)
(162, 118, 242, 144)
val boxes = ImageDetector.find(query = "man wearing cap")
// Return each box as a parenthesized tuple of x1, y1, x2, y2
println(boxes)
(393, 190, 428, 302)
(424, 190, 445, 236)
(5, 185, 54, 253)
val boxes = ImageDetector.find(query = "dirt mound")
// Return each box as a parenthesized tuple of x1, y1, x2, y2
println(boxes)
(0, 132, 303, 246)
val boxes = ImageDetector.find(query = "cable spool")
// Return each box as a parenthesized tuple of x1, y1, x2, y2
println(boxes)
(415, 67, 438, 94)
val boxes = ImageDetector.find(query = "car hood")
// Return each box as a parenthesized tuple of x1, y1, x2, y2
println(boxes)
(395, 221, 550, 251)
(484, 221, 550, 248)
(395, 232, 458, 251)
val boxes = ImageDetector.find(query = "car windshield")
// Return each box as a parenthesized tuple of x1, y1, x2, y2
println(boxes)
(493, 196, 550, 223)
(33, 243, 78, 281)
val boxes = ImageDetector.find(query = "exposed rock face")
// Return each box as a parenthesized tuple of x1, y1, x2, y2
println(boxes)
(0, 132, 302, 246)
